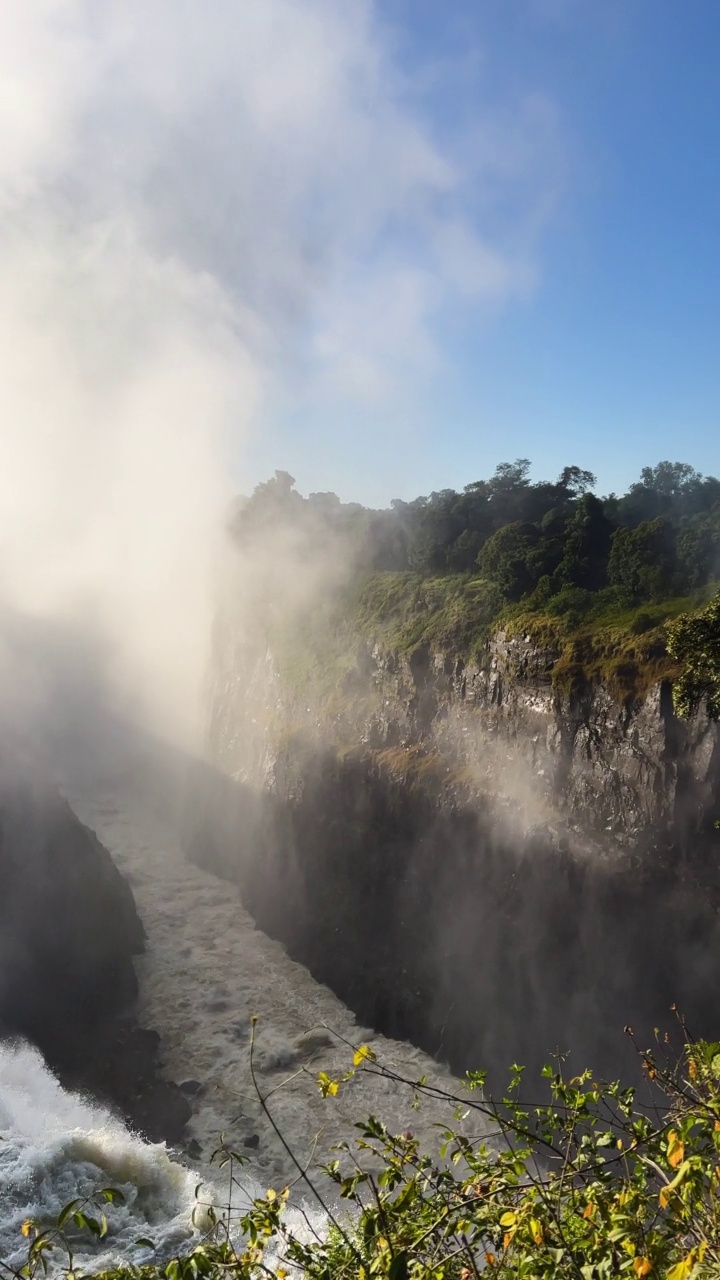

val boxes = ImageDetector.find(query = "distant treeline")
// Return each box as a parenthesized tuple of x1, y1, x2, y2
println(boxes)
(231, 459, 720, 613)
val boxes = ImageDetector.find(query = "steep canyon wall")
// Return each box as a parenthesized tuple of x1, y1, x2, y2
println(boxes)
(0, 756, 190, 1141)
(191, 622, 720, 1088)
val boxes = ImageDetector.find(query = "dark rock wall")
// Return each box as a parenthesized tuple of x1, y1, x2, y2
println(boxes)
(193, 627, 720, 1089)
(357, 635, 720, 853)
(190, 739, 720, 1091)
(0, 761, 190, 1142)
(0, 764, 144, 1048)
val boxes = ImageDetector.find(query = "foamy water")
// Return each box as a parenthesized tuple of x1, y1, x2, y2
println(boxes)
(1, 727, 477, 1270)
(0, 1041, 214, 1270)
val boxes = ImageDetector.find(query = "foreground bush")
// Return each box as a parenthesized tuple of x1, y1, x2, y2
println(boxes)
(14, 1026, 720, 1279)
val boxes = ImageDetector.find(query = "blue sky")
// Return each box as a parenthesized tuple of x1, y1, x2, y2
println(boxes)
(3, 1, 719, 523)
(252, 0, 720, 506)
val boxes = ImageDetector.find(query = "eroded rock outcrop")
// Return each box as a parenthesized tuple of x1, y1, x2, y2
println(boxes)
(355, 633, 720, 852)
(0, 758, 190, 1142)
(0, 761, 143, 1044)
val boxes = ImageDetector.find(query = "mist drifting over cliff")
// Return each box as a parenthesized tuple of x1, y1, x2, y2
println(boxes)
(0, 2, 559, 754)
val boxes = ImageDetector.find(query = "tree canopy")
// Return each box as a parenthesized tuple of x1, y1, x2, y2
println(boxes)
(231, 459, 720, 613)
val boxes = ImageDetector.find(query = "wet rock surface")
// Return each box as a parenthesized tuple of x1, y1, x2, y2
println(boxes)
(0, 758, 144, 1045)
(55, 1019, 192, 1143)
(194, 624, 720, 1092)
(0, 757, 190, 1145)
(360, 635, 720, 853)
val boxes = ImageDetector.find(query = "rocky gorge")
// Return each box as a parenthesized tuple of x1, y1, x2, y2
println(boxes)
(191, 613, 720, 1090)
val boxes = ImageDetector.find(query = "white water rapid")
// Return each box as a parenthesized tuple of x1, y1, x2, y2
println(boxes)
(1, 727, 476, 1271)
(0, 1040, 208, 1270)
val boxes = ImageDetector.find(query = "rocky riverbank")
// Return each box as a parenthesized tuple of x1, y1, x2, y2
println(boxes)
(0, 753, 190, 1143)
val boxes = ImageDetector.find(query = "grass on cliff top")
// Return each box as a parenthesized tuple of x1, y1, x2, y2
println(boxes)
(267, 603, 359, 711)
(270, 571, 720, 708)
(502, 584, 720, 702)
(351, 571, 720, 704)
(349, 571, 502, 660)
(269, 572, 501, 706)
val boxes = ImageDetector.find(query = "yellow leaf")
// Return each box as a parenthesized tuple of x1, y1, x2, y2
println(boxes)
(266, 1188, 276, 1202)
(633, 1259, 652, 1277)
(667, 1130, 685, 1169)
(353, 1044, 375, 1066)
(484, 1253, 495, 1267)
(617, 1138, 624, 1150)
(666, 1251, 697, 1280)
(503, 1233, 512, 1249)
(688, 1058, 698, 1079)
(499, 1211, 517, 1227)
(530, 1217, 543, 1245)
(659, 1158, 691, 1208)
(20, 1220, 33, 1238)
(317, 1071, 340, 1098)
(583, 1202, 596, 1219)
(715, 1120, 720, 1132)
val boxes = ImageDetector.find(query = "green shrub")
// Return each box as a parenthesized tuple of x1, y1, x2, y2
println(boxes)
(667, 590, 720, 719)
(19, 1029, 720, 1280)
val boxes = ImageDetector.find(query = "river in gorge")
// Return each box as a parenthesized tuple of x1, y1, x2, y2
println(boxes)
(0, 726, 476, 1271)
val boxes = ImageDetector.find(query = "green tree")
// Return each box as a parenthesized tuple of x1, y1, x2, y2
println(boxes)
(477, 521, 538, 600)
(676, 511, 720, 590)
(553, 492, 613, 591)
(608, 518, 677, 600)
(446, 527, 486, 572)
(640, 460, 700, 497)
(34, 1032, 720, 1280)
(557, 464, 596, 496)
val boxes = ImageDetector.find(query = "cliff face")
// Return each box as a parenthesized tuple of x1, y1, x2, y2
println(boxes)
(0, 762, 144, 1046)
(0, 759, 190, 1142)
(208, 621, 720, 856)
(352, 633, 720, 854)
(194, 623, 720, 1087)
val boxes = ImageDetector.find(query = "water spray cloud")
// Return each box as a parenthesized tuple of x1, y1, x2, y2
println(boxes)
(0, 1, 560, 746)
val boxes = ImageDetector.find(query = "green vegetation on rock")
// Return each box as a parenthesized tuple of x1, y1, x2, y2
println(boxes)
(231, 461, 720, 713)
(668, 594, 720, 719)
(20, 1033, 720, 1279)
(349, 572, 502, 660)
